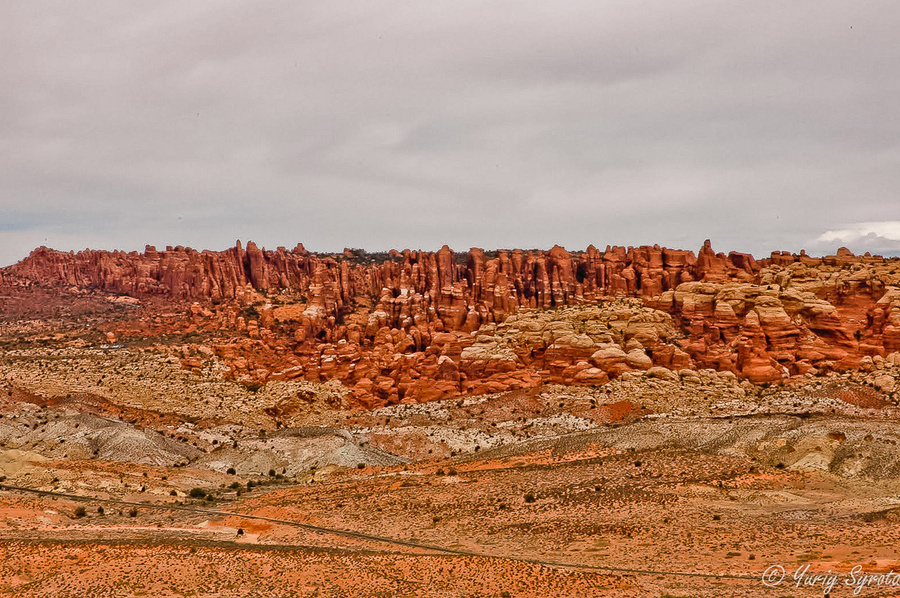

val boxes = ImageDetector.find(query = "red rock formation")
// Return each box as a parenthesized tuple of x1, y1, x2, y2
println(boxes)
(4, 241, 898, 407)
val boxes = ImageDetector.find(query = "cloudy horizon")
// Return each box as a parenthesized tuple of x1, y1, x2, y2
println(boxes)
(2, 1, 899, 267)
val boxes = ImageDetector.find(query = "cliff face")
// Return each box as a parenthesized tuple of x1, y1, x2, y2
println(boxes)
(6, 239, 760, 302)
(5, 241, 900, 408)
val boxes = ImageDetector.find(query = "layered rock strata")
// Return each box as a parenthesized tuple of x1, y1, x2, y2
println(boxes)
(5, 241, 899, 407)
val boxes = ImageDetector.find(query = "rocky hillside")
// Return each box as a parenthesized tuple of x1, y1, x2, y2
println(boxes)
(3, 241, 899, 408)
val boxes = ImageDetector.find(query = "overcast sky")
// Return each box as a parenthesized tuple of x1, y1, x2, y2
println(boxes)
(2, 1, 898, 266)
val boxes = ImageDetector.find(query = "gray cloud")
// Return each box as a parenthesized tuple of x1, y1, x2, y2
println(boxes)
(2, 1, 899, 266)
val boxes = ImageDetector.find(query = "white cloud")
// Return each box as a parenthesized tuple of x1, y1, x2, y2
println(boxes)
(811, 221, 900, 256)
(817, 221, 900, 244)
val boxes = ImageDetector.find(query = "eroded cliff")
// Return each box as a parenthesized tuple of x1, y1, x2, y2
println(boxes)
(4, 241, 899, 408)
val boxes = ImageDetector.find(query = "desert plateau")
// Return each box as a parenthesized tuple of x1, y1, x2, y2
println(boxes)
(1, 241, 900, 597)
